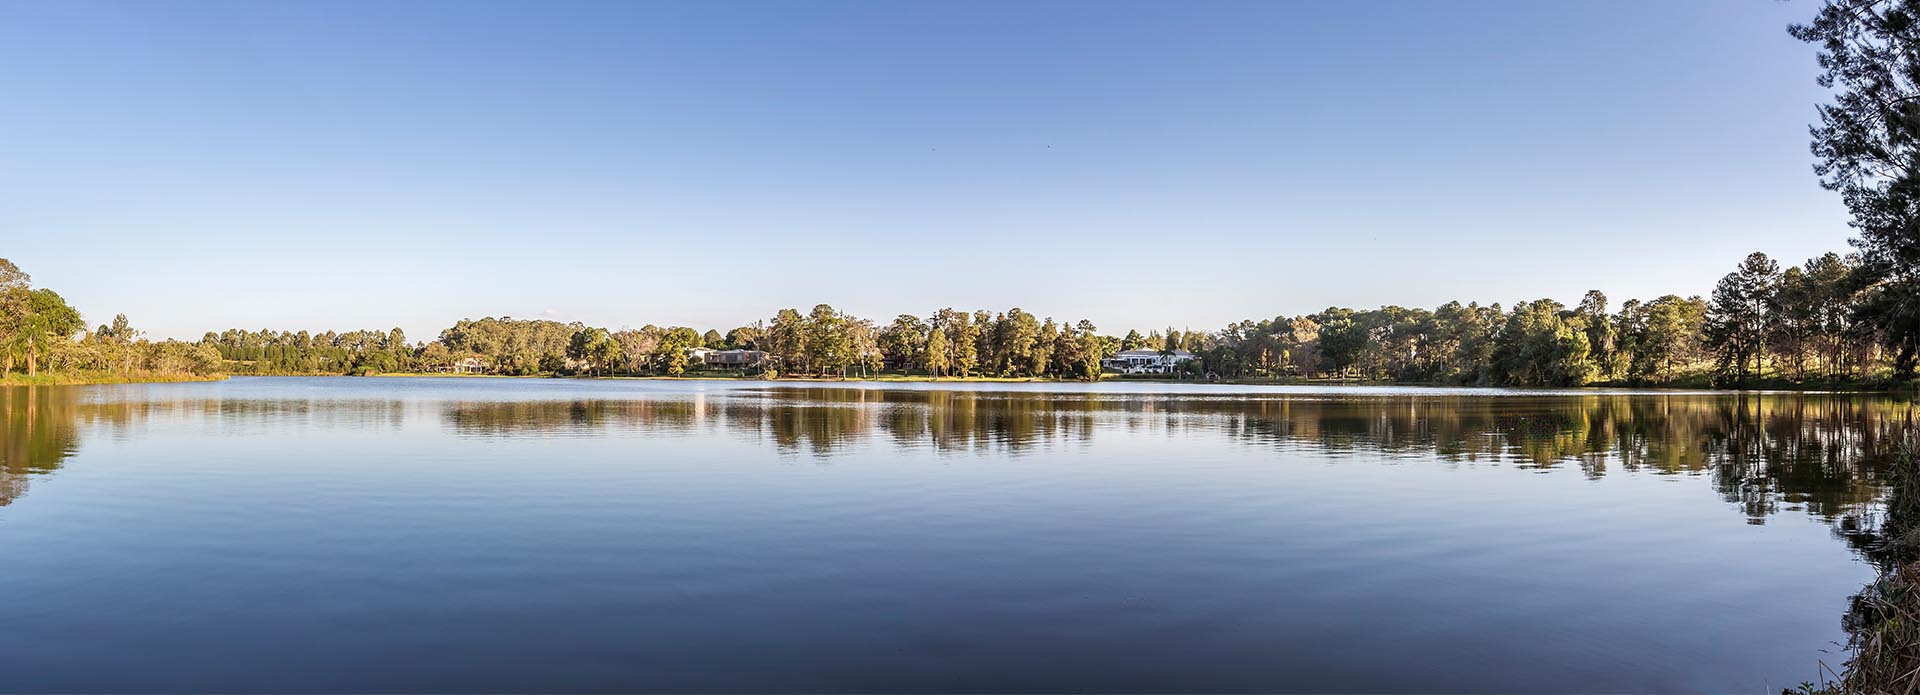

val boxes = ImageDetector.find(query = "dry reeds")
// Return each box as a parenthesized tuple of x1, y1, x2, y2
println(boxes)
(1828, 441, 1920, 695)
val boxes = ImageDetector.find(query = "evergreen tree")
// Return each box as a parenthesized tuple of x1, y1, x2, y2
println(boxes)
(1706, 252, 1781, 385)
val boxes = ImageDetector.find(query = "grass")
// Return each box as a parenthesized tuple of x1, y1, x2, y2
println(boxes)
(0, 371, 228, 386)
(1802, 444, 1920, 695)
(234, 369, 1912, 391)
(1839, 444, 1920, 695)
(349, 371, 1078, 383)
(1833, 563, 1920, 695)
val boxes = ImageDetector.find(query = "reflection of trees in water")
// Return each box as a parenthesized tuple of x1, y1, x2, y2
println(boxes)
(445, 399, 704, 437)
(1211, 393, 1905, 524)
(1, 392, 412, 506)
(4, 387, 1912, 529)
(0, 388, 79, 506)
(439, 390, 1914, 528)
(0, 386, 161, 507)
(439, 390, 1110, 457)
(784, 388, 1100, 457)
(733, 390, 1910, 526)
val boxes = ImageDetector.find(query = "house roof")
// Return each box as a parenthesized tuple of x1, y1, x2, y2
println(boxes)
(1114, 348, 1195, 358)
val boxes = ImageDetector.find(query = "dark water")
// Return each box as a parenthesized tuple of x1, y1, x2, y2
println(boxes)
(0, 377, 1904, 692)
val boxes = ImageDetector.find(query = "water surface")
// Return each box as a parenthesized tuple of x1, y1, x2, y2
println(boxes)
(0, 377, 1900, 692)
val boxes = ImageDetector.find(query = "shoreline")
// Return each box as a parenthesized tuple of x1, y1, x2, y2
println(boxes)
(208, 371, 1908, 393)
(11, 371, 1903, 393)
(0, 372, 229, 387)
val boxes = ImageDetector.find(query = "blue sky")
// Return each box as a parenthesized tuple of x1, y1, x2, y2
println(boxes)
(0, 0, 1851, 340)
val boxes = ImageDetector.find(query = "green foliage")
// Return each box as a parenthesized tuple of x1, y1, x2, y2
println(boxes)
(880, 314, 928, 372)
(0, 258, 223, 380)
(1793, 1, 1920, 379)
(567, 327, 622, 376)
(951, 311, 979, 378)
(1489, 300, 1593, 387)
(437, 317, 578, 376)
(924, 324, 950, 377)
(1, 239, 1894, 389)
(206, 326, 419, 375)
(1707, 252, 1781, 385)
(653, 327, 699, 376)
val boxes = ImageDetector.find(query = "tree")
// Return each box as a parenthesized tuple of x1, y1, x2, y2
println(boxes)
(1432, 301, 1496, 383)
(848, 317, 881, 377)
(613, 327, 661, 373)
(1627, 295, 1710, 382)
(972, 310, 995, 375)
(0, 258, 28, 374)
(1793, 2, 1920, 377)
(0, 258, 26, 292)
(568, 327, 621, 376)
(805, 304, 851, 377)
(1314, 308, 1367, 377)
(97, 313, 136, 343)
(653, 327, 699, 376)
(1771, 266, 1822, 379)
(1489, 300, 1592, 386)
(1575, 291, 1617, 381)
(880, 314, 928, 373)
(1032, 318, 1056, 377)
(951, 311, 979, 378)
(1075, 320, 1105, 380)
(925, 325, 950, 378)
(996, 308, 1040, 376)
(725, 325, 763, 350)
(437, 316, 580, 376)
(1706, 252, 1781, 385)
(1803, 252, 1864, 377)
(1282, 316, 1322, 376)
(768, 309, 807, 374)
(8, 289, 83, 376)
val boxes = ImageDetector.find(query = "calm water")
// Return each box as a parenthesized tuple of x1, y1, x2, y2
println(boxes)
(0, 377, 1903, 692)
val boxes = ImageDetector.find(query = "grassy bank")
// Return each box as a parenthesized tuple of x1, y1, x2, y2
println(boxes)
(362, 372, 1061, 383)
(0, 371, 228, 386)
(1805, 444, 1920, 695)
(245, 370, 1912, 391)
(1836, 445, 1920, 695)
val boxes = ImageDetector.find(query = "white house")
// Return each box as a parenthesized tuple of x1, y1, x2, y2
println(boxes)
(1102, 348, 1196, 374)
(703, 349, 767, 369)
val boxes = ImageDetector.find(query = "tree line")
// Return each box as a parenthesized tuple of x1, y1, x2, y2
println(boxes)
(0, 259, 221, 381)
(1193, 250, 1884, 387)
(201, 305, 1111, 380)
(173, 246, 1902, 387)
(16, 0, 1920, 393)
(0, 247, 1907, 388)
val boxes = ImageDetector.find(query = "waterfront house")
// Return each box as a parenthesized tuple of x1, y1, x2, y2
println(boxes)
(704, 349, 767, 369)
(1102, 348, 1196, 374)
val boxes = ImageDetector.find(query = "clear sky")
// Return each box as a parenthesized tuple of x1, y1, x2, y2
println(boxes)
(0, 0, 1854, 341)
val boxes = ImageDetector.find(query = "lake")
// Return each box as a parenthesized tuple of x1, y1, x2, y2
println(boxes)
(0, 377, 1900, 692)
